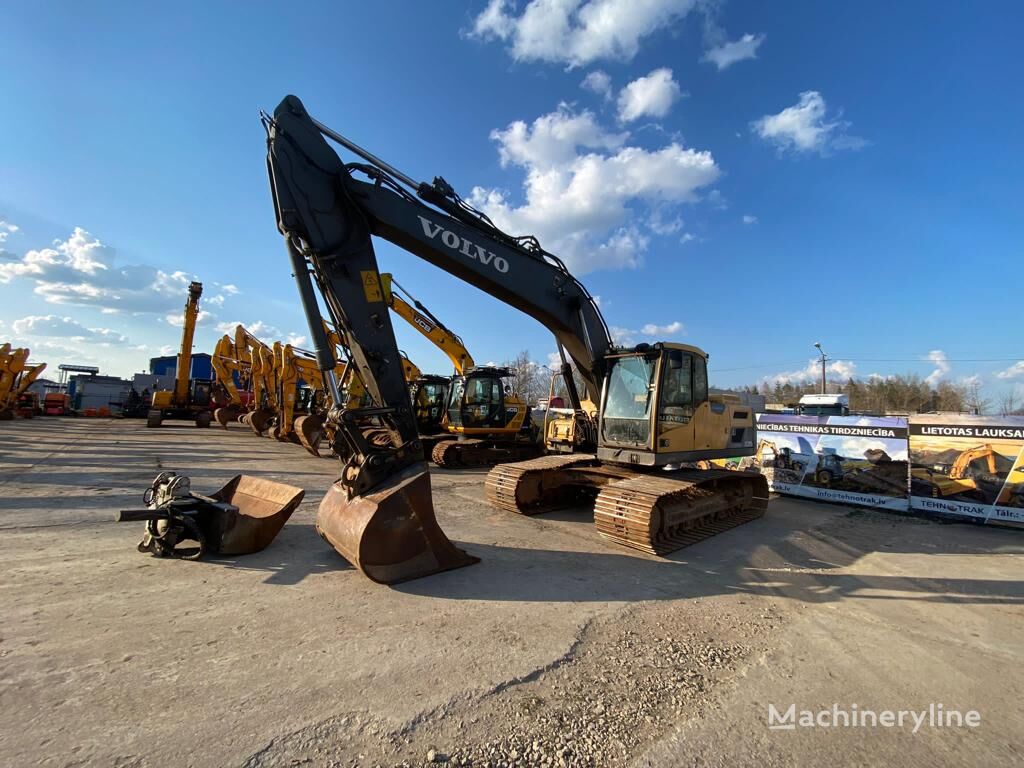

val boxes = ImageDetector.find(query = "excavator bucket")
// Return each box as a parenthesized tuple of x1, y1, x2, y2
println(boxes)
(214, 404, 241, 428)
(315, 463, 478, 584)
(203, 475, 305, 555)
(248, 407, 275, 435)
(295, 414, 325, 457)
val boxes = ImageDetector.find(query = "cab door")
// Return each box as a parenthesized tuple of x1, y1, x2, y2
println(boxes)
(655, 350, 696, 453)
(461, 375, 504, 429)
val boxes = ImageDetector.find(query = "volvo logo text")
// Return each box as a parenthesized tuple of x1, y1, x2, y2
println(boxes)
(418, 216, 510, 274)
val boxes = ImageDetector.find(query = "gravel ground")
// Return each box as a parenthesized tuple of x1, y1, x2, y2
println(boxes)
(1, 418, 1021, 768)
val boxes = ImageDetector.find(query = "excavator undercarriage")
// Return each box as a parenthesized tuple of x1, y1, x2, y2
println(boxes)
(487, 455, 767, 555)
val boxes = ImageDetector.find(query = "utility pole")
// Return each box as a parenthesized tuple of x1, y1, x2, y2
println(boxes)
(813, 342, 828, 394)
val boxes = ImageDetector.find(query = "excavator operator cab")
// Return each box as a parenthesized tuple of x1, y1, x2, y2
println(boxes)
(599, 343, 752, 465)
(447, 367, 517, 431)
(190, 379, 214, 408)
(411, 374, 450, 434)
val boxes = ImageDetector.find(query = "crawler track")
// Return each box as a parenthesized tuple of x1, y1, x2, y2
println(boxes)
(593, 470, 769, 555)
(485, 457, 769, 556)
(431, 438, 542, 468)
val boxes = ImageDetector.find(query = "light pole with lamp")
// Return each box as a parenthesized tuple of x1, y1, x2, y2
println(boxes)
(813, 342, 828, 394)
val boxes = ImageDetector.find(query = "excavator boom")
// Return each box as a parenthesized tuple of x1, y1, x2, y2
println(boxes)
(263, 95, 763, 583)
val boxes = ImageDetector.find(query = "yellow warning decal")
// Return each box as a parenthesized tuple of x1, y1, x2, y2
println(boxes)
(361, 270, 384, 303)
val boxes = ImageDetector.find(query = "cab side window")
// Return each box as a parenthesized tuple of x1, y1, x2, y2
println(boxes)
(693, 355, 708, 403)
(661, 350, 693, 407)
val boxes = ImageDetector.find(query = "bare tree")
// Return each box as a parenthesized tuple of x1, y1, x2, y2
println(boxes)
(504, 350, 547, 407)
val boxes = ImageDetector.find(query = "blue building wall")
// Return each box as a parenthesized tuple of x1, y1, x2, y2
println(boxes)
(148, 353, 213, 381)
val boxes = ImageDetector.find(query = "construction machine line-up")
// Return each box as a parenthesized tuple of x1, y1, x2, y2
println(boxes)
(263, 95, 766, 583)
(380, 273, 539, 465)
(148, 281, 215, 428)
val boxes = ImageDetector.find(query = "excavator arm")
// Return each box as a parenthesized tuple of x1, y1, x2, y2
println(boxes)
(264, 95, 614, 583)
(381, 273, 474, 375)
(263, 95, 759, 581)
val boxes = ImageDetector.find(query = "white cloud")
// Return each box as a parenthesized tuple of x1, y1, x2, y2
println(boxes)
(166, 309, 214, 327)
(609, 320, 683, 346)
(215, 320, 305, 346)
(470, 104, 720, 273)
(617, 68, 681, 122)
(641, 321, 683, 335)
(11, 314, 129, 344)
(220, 283, 239, 295)
(0, 220, 18, 244)
(996, 361, 1024, 380)
(679, 232, 696, 244)
(959, 373, 982, 389)
(216, 319, 280, 340)
(752, 91, 866, 155)
(742, 214, 758, 225)
(491, 105, 628, 168)
(0, 227, 197, 314)
(470, 0, 699, 68)
(609, 325, 638, 347)
(648, 208, 683, 235)
(702, 33, 765, 70)
(924, 349, 950, 387)
(580, 70, 613, 99)
(159, 345, 176, 356)
(763, 358, 857, 385)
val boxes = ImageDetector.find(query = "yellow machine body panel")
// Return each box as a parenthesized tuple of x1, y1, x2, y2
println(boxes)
(598, 343, 755, 466)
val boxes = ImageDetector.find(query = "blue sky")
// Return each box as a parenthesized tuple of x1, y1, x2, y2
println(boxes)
(2, 1, 1022, 404)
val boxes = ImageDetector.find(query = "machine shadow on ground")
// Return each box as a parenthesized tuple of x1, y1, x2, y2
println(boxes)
(186, 499, 1024, 614)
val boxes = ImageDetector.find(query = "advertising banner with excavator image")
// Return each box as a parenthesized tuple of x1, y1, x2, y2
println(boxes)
(908, 415, 1024, 527)
(751, 414, 910, 510)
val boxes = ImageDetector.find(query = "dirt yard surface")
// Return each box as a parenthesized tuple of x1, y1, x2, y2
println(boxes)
(1, 419, 1021, 767)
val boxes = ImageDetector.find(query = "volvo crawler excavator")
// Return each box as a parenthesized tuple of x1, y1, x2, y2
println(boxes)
(263, 95, 766, 583)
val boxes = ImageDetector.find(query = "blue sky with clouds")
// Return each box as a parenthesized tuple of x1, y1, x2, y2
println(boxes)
(1, 1, 1021, 402)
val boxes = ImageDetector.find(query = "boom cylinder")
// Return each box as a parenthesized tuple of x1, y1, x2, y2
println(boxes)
(286, 237, 337, 377)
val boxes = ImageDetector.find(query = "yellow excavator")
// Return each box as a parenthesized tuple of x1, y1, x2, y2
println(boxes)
(262, 96, 766, 583)
(273, 341, 351, 451)
(211, 333, 254, 427)
(381, 273, 539, 466)
(148, 281, 214, 428)
(912, 443, 1016, 500)
(0, 344, 27, 419)
(0, 346, 46, 419)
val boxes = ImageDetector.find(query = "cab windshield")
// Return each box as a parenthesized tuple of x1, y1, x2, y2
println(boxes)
(602, 355, 656, 446)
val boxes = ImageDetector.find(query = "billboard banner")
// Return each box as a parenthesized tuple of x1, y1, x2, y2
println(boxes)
(908, 415, 1024, 526)
(753, 414, 909, 510)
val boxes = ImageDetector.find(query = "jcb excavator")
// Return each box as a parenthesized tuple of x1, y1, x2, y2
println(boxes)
(148, 281, 215, 428)
(234, 329, 280, 434)
(274, 341, 348, 451)
(380, 273, 536, 464)
(263, 95, 765, 583)
(211, 333, 253, 427)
